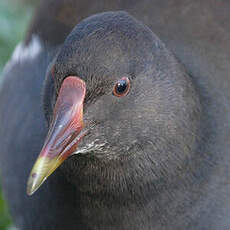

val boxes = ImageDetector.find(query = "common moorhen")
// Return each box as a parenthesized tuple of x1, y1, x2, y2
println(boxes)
(0, 1, 230, 230)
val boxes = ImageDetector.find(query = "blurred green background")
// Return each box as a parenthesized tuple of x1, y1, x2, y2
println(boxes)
(0, 1, 34, 229)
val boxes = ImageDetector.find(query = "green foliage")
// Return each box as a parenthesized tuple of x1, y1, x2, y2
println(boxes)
(0, 1, 33, 229)
(0, 189, 11, 230)
(0, 1, 32, 74)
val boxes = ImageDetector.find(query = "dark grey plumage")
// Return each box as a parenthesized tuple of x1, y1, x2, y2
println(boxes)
(0, 1, 230, 230)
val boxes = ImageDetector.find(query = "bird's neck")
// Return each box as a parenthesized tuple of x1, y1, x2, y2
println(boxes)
(64, 154, 216, 229)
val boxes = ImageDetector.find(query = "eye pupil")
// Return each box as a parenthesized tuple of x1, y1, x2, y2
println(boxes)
(116, 80, 127, 93)
(113, 77, 130, 97)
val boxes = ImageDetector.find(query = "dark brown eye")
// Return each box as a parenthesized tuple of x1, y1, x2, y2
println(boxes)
(113, 77, 130, 97)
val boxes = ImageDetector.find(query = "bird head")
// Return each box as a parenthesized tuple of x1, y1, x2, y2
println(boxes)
(27, 11, 201, 195)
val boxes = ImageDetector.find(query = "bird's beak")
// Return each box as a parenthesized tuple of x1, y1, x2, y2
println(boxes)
(27, 76, 86, 195)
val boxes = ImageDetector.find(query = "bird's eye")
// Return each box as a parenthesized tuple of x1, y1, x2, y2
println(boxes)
(113, 77, 130, 97)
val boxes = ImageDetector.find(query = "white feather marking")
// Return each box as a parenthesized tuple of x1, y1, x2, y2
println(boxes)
(2, 35, 43, 75)
(72, 139, 107, 155)
(7, 226, 19, 230)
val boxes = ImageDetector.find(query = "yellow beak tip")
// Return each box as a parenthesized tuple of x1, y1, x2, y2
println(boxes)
(26, 156, 65, 196)
(26, 171, 46, 196)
